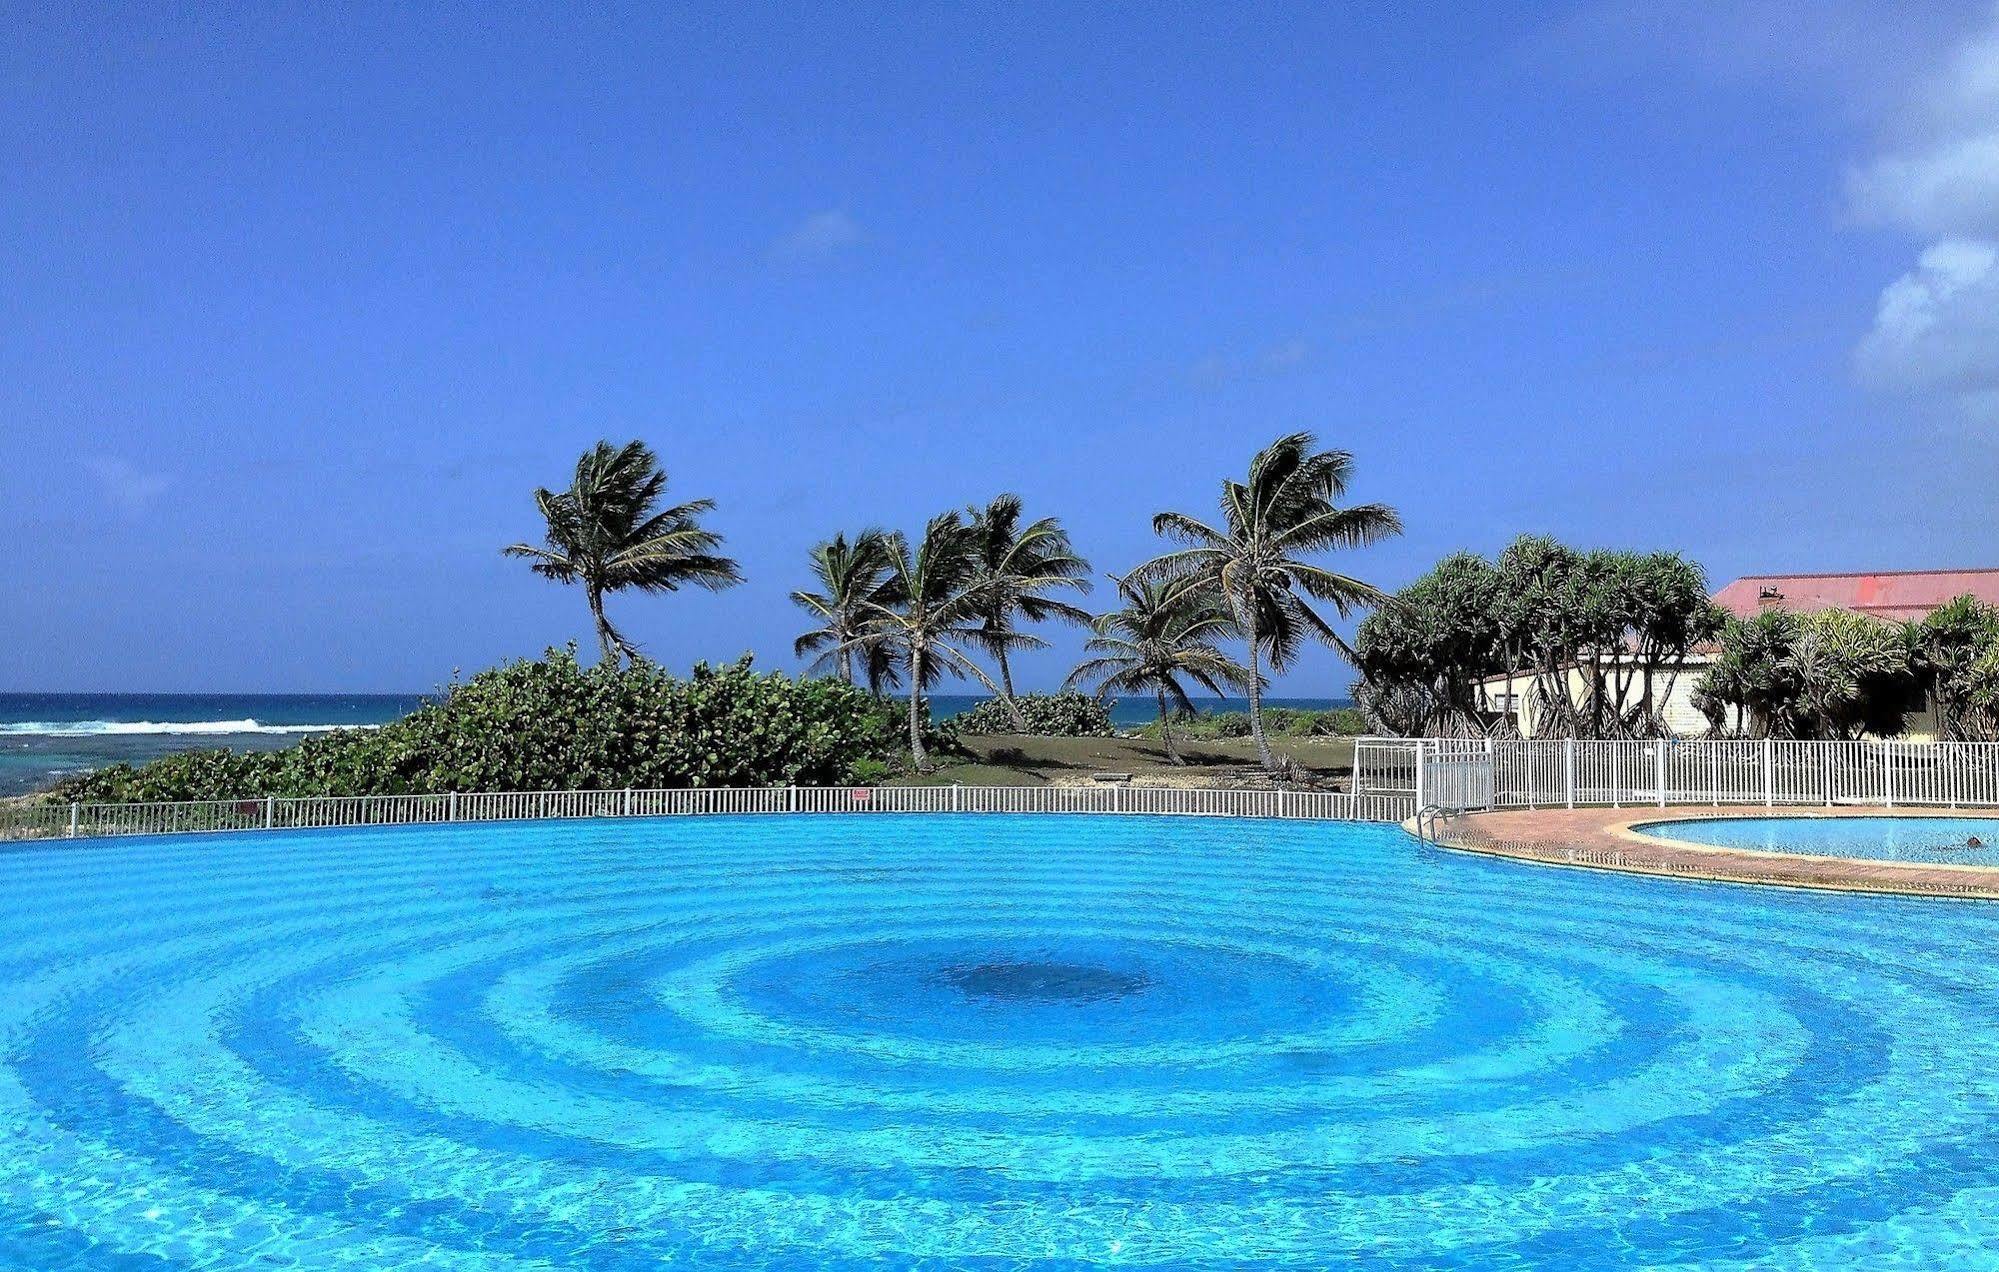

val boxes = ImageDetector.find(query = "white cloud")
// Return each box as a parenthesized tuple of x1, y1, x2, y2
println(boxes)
(86, 458, 170, 516)
(1860, 240, 1999, 380)
(769, 209, 863, 263)
(1848, 22, 1999, 236)
(1850, 9, 1999, 423)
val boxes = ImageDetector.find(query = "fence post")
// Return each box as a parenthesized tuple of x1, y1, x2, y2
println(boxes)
(265, 796, 275, 829)
(952, 782, 962, 813)
(68, 803, 79, 839)
(1762, 739, 1773, 808)
(1824, 744, 1834, 808)
(1564, 738, 1576, 809)
(1655, 742, 1667, 808)
(1413, 742, 1427, 811)
(1883, 741, 1895, 808)
(449, 791, 459, 821)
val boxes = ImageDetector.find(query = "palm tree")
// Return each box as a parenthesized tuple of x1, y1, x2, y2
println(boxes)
(503, 440, 742, 667)
(1135, 433, 1400, 771)
(1065, 576, 1256, 764)
(841, 512, 1008, 770)
(966, 494, 1093, 727)
(791, 531, 902, 695)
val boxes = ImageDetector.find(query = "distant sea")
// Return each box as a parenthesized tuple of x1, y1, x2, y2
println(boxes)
(1, 692, 1351, 796)
(0, 694, 424, 796)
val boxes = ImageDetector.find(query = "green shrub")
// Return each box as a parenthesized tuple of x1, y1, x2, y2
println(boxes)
(1206, 711, 1255, 737)
(49, 649, 915, 803)
(846, 756, 895, 784)
(951, 692, 1115, 737)
(1132, 706, 1362, 740)
(1311, 706, 1369, 737)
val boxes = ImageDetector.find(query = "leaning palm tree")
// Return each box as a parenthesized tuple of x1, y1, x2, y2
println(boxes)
(965, 494, 1094, 727)
(841, 512, 1008, 770)
(503, 440, 742, 667)
(1065, 576, 1257, 764)
(1134, 433, 1400, 771)
(791, 531, 902, 695)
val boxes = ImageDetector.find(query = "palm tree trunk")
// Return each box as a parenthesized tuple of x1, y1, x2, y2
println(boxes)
(1157, 687, 1183, 765)
(907, 646, 928, 770)
(1240, 604, 1275, 771)
(997, 646, 1028, 731)
(839, 641, 854, 685)
(587, 585, 619, 667)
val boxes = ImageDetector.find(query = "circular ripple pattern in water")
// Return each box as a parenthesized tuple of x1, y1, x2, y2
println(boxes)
(7, 813, 1999, 1269)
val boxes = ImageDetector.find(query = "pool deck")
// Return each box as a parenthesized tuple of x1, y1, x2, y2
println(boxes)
(1424, 805, 1999, 900)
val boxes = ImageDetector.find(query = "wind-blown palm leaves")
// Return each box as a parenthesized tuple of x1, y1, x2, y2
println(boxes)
(1065, 577, 1256, 764)
(839, 512, 1011, 770)
(503, 441, 742, 667)
(791, 531, 902, 695)
(1135, 433, 1401, 770)
(966, 494, 1093, 727)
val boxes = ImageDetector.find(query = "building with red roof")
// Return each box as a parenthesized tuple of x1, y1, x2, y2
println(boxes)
(1480, 569, 1999, 738)
(1712, 570, 1999, 624)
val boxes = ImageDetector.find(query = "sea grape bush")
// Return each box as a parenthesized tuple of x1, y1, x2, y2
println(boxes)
(49, 649, 925, 803)
(1133, 706, 1365, 740)
(952, 693, 1114, 737)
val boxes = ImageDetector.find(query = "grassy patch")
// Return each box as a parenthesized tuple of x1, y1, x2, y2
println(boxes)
(892, 734, 1356, 787)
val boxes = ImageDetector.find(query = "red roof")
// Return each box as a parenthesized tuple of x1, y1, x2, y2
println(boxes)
(1713, 569, 1999, 623)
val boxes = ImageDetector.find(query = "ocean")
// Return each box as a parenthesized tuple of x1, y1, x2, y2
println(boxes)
(0, 694, 424, 796)
(0, 692, 1352, 796)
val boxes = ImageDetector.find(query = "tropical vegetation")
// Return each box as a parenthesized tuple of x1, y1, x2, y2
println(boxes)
(790, 530, 902, 695)
(951, 692, 1114, 738)
(1132, 705, 1367, 743)
(1693, 608, 1925, 740)
(57, 427, 1999, 805)
(1134, 433, 1400, 770)
(1353, 537, 1726, 739)
(835, 513, 1013, 770)
(1063, 577, 1256, 763)
(51, 649, 919, 803)
(964, 494, 1093, 727)
(1912, 595, 1999, 741)
(504, 440, 742, 667)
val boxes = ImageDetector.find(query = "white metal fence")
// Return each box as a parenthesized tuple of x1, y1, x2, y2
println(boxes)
(1354, 737, 1999, 812)
(0, 784, 1419, 844)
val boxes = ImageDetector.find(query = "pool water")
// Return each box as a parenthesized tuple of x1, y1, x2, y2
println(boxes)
(1636, 814, 1999, 866)
(8, 813, 1999, 1268)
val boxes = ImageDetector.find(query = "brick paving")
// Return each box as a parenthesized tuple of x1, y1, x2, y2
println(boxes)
(1429, 805, 1999, 900)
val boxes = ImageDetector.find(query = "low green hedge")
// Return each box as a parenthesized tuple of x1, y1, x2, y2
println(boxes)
(1133, 706, 1366, 740)
(951, 692, 1115, 737)
(49, 649, 926, 803)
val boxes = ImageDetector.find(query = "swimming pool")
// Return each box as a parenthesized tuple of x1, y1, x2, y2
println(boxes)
(1636, 814, 1999, 867)
(7, 812, 1999, 1268)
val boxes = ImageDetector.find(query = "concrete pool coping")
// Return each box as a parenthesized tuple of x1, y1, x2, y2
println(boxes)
(1418, 805, 1999, 900)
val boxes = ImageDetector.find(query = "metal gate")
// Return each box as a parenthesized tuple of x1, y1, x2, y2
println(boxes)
(1353, 739, 1496, 812)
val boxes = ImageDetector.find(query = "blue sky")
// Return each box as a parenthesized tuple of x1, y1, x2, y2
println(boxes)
(4, 2, 1997, 694)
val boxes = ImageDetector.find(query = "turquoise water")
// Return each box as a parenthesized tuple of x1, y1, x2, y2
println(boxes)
(7, 813, 1999, 1268)
(1635, 814, 1999, 867)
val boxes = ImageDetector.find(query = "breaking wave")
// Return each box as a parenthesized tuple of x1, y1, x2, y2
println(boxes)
(0, 720, 375, 738)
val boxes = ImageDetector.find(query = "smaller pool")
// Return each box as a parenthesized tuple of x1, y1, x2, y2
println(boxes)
(1635, 815, 1999, 866)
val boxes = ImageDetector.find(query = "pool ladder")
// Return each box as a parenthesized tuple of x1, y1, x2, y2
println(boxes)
(1413, 805, 1466, 845)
